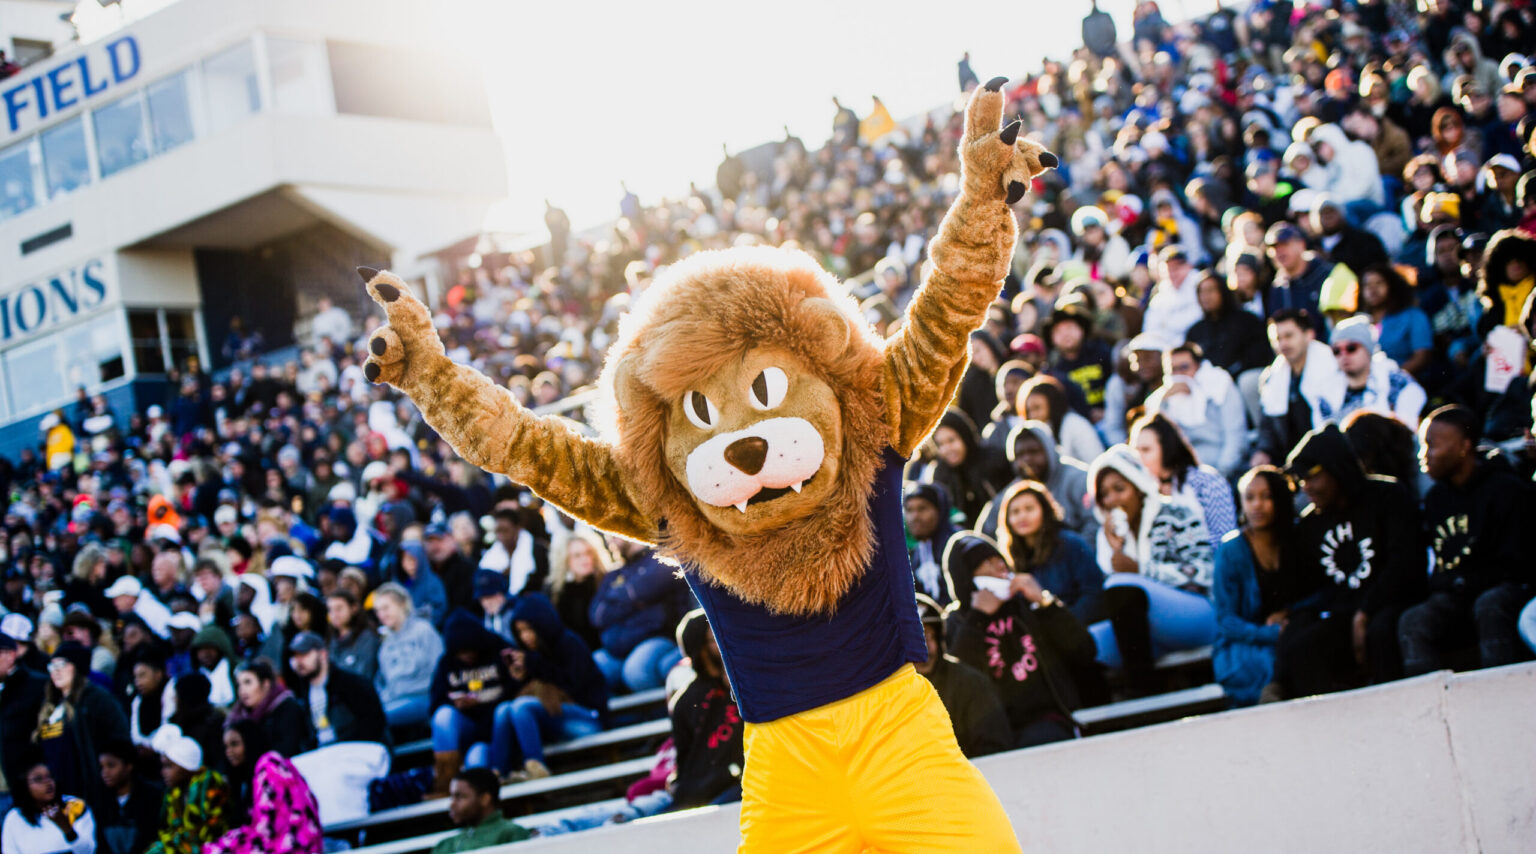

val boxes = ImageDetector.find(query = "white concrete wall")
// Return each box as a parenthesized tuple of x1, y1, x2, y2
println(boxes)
(115, 246, 197, 306)
(499, 664, 1536, 854)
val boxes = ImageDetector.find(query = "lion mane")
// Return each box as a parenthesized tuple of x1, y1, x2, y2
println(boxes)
(598, 246, 892, 617)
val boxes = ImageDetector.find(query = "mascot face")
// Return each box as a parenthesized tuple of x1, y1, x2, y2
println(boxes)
(666, 347, 843, 534)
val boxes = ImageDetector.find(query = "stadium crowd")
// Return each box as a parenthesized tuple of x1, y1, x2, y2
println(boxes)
(2, 0, 1536, 851)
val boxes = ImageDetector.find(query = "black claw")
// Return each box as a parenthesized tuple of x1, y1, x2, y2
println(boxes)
(357, 266, 379, 282)
(1006, 181, 1027, 205)
(364, 362, 381, 382)
(999, 120, 1022, 146)
(1038, 151, 1059, 168)
(375, 283, 399, 302)
(984, 76, 1009, 92)
(370, 337, 387, 356)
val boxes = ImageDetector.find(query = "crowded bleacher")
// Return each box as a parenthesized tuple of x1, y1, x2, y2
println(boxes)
(2, 0, 1535, 851)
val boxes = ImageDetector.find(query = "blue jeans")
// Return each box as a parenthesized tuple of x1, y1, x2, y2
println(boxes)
(594, 636, 682, 693)
(385, 695, 430, 728)
(431, 703, 518, 773)
(508, 696, 602, 763)
(1089, 573, 1217, 669)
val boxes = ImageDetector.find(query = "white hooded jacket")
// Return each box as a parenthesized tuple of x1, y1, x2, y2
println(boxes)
(1310, 123, 1384, 206)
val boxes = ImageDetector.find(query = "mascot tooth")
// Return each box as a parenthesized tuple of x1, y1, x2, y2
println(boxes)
(359, 80, 1054, 852)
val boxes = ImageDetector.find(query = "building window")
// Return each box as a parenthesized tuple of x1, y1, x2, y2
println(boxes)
(146, 70, 195, 154)
(128, 308, 200, 375)
(128, 308, 166, 374)
(3, 313, 125, 417)
(267, 37, 330, 115)
(93, 91, 150, 178)
(0, 140, 38, 221)
(164, 310, 199, 371)
(39, 117, 91, 199)
(203, 40, 261, 135)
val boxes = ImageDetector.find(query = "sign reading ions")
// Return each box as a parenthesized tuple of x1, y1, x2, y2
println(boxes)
(1, 259, 111, 345)
(2, 37, 142, 136)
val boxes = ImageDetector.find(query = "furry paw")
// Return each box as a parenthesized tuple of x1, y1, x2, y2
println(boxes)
(959, 82, 1057, 205)
(359, 267, 446, 389)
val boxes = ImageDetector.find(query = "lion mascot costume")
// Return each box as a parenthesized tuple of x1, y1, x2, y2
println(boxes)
(359, 80, 1054, 852)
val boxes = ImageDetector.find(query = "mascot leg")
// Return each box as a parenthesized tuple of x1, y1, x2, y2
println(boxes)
(738, 665, 1020, 854)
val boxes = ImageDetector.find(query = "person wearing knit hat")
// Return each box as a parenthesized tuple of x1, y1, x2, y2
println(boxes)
(38, 641, 130, 811)
(147, 724, 231, 854)
(1332, 315, 1429, 429)
(910, 593, 1011, 759)
(939, 532, 1096, 747)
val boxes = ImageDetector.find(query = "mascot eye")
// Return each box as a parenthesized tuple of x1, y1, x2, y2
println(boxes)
(748, 367, 788, 410)
(683, 391, 719, 430)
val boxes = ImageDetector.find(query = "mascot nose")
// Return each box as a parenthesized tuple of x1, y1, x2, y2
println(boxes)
(724, 437, 769, 476)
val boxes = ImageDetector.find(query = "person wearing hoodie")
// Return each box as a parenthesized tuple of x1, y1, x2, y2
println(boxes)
(1144, 344, 1249, 478)
(1254, 309, 1345, 466)
(921, 409, 1014, 529)
(976, 420, 1097, 543)
(1018, 376, 1105, 470)
(321, 505, 387, 581)
(669, 610, 747, 806)
(1441, 31, 1503, 109)
(1398, 406, 1533, 676)
(912, 595, 1011, 759)
(428, 612, 521, 795)
(372, 583, 443, 729)
(1275, 424, 1426, 697)
(166, 673, 225, 770)
(226, 659, 316, 758)
(189, 625, 237, 708)
(390, 540, 447, 630)
(942, 533, 1096, 747)
(1310, 196, 1389, 278)
(1307, 123, 1385, 222)
(589, 537, 691, 693)
(501, 595, 608, 779)
(903, 482, 958, 607)
(1070, 206, 1133, 284)
(1087, 446, 1217, 695)
(979, 361, 1034, 454)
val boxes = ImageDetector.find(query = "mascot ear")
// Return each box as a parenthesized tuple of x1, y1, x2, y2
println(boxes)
(798, 298, 854, 357)
(608, 350, 644, 416)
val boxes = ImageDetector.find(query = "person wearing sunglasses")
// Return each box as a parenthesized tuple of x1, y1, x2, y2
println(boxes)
(1330, 317, 1428, 431)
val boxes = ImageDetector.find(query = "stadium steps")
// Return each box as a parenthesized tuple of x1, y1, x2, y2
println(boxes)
(1073, 683, 1228, 734)
(347, 797, 630, 854)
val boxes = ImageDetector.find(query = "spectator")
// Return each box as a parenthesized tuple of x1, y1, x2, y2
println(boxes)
(1142, 247, 1206, 345)
(473, 569, 516, 639)
(226, 660, 317, 758)
(991, 475, 1101, 616)
(1, 758, 95, 854)
(1087, 446, 1217, 695)
(1045, 299, 1114, 416)
(204, 748, 322, 854)
(1186, 268, 1273, 384)
(478, 509, 549, 598)
(1212, 467, 1307, 707)
(911, 595, 1011, 759)
(1309, 196, 1388, 278)
(258, 589, 327, 687)
(545, 530, 610, 652)
(35, 643, 129, 810)
(127, 649, 172, 750)
(1129, 412, 1239, 547)
(1255, 310, 1343, 466)
(980, 420, 1098, 544)
(287, 632, 389, 748)
(145, 727, 229, 854)
(1398, 406, 1533, 675)
(309, 296, 353, 349)
(1359, 266, 1434, 376)
(1265, 223, 1334, 331)
(668, 610, 749, 805)
(189, 626, 238, 708)
(103, 576, 172, 639)
(1307, 124, 1385, 221)
(94, 741, 161, 854)
(942, 532, 1095, 747)
(325, 590, 379, 682)
(425, 521, 478, 615)
(589, 537, 689, 694)
(165, 673, 225, 773)
(921, 408, 1014, 529)
(903, 482, 958, 606)
(433, 768, 530, 853)
(1276, 424, 1426, 697)
(1019, 376, 1105, 467)
(217, 720, 268, 829)
(979, 361, 1035, 453)
(1144, 343, 1249, 477)
(1476, 228, 1535, 338)
(391, 541, 448, 629)
(502, 595, 608, 780)
(0, 633, 45, 815)
(373, 582, 443, 729)
(1330, 317, 1428, 431)
(428, 612, 521, 796)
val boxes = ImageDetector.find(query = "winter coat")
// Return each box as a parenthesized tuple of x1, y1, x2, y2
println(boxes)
(905, 481, 959, 607)
(1257, 340, 1345, 463)
(376, 616, 443, 705)
(919, 654, 1013, 759)
(204, 752, 322, 854)
(1186, 307, 1273, 380)
(511, 594, 609, 717)
(226, 686, 317, 758)
(0, 666, 44, 796)
(1146, 366, 1249, 478)
(588, 551, 691, 659)
(1310, 124, 1384, 206)
(1335, 353, 1428, 430)
(392, 541, 448, 629)
(292, 666, 389, 747)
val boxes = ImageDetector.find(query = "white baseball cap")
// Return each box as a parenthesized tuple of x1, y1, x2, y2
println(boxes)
(269, 556, 315, 581)
(104, 576, 144, 598)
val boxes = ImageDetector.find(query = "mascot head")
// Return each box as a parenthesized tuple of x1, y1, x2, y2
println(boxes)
(599, 246, 889, 616)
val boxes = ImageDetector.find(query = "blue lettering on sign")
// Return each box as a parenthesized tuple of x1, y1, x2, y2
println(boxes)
(2, 259, 113, 344)
(1, 36, 141, 135)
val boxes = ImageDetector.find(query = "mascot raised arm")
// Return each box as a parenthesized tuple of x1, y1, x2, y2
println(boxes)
(360, 80, 1054, 852)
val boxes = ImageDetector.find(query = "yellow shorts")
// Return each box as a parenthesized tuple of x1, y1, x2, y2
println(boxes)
(738, 664, 1021, 854)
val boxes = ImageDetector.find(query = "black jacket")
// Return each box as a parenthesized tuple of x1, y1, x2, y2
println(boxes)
(293, 665, 389, 747)
(0, 666, 45, 793)
(1187, 308, 1273, 379)
(1424, 454, 1533, 597)
(251, 693, 319, 758)
(511, 594, 608, 717)
(928, 409, 1015, 528)
(433, 551, 478, 614)
(670, 613, 743, 809)
(947, 599, 1097, 735)
(95, 777, 164, 854)
(919, 655, 1013, 758)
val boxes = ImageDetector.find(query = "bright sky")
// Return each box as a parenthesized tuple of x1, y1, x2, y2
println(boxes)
(74, 0, 1221, 243)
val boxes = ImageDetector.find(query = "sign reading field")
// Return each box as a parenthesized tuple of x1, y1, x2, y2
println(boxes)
(2, 36, 142, 135)
(0, 259, 112, 345)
